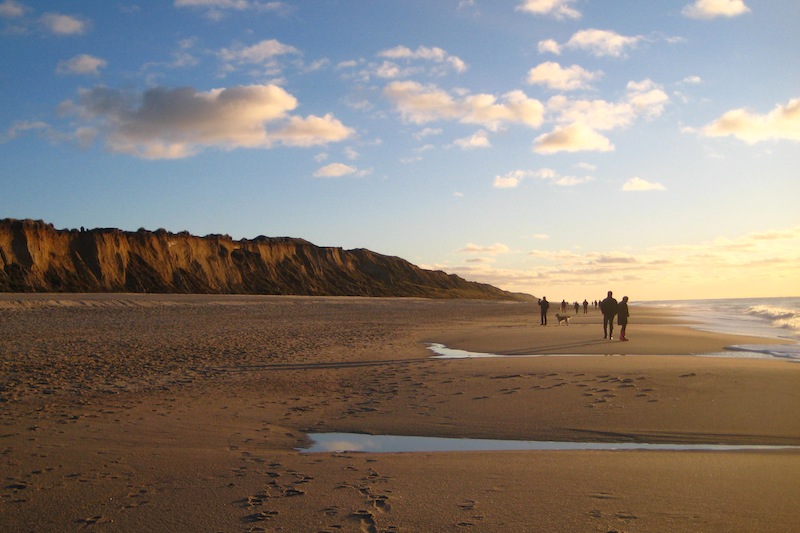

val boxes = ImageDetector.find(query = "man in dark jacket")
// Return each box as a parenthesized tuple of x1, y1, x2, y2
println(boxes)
(599, 290, 619, 339)
(538, 297, 550, 325)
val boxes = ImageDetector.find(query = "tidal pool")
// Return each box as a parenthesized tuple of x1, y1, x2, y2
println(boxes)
(426, 342, 800, 360)
(300, 432, 799, 454)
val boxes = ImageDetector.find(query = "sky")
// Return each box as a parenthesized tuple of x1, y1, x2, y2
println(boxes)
(1, 0, 799, 302)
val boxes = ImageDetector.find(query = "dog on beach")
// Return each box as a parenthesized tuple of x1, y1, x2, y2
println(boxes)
(555, 314, 571, 325)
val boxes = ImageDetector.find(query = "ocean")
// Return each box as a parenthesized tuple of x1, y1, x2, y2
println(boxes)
(642, 297, 800, 361)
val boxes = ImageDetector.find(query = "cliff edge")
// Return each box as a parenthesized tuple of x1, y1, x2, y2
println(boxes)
(0, 219, 532, 301)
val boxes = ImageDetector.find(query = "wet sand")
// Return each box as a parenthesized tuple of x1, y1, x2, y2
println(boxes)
(1, 294, 799, 532)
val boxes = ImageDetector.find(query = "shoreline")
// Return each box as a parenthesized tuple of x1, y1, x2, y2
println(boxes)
(2, 294, 799, 531)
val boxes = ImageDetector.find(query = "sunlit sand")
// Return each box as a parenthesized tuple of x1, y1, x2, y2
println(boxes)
(2, 294, 799, 531)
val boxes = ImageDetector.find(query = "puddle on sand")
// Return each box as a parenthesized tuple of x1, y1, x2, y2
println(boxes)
(427, 342, 617, 359)
(300, 433, 799, 454)
(427, 342, 800, 361)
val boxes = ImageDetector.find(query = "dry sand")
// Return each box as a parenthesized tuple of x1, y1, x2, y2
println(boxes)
(1, 294, 799, 532)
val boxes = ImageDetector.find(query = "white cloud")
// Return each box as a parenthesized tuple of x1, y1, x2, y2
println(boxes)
(493, 170, 529, 189)
(462, 90, 546, 130)
(175, 0, 289, 13)
(383, 81, 544, 130)
(626, 79, 669, 118)
(219, 39, 300, 65)
(621, 177, 666, 191)
(313, 162, 357, 178)
(516, 0, 580, 20)
(277, 114, 356, 147)
(383, 81, 460, 123)
(537, 39, 562, 55)
(682, 0, 750, 19)
(56, 54, 107, 76)
(40, 13, 89, 35)
(414, 127, 442, 140)
(554, 174, 594, 186)
(2, 120, 51, 142)
(0, 0, 25, 18)
(378, 45, 467, 74)
(493, 167, 592, 188)
(545, 80, 668, 132)
(62, 84, 353, 159)
(533, 122, 614, 154)
(459, 243, 511, 254)
(176, 0, 250, 8)
(547, 95, 633, 130)
(701, 98, 800, 144)
(527, 61, 601, 91)
(566, 29, 643, 58)
(375, 61, 405, 79)
(453, 130, 491, 150)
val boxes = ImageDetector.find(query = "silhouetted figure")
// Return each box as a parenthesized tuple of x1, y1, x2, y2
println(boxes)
(574, 301, 580, 314)
(599, 291, 619, 339)
(561, 300, 567, 314)
(582, 299, 589, 314)
(618, 296, 630, 341)
(538, 297, 550, 325)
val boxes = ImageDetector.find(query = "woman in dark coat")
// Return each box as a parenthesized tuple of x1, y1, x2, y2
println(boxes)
(618, 296, 630, 341)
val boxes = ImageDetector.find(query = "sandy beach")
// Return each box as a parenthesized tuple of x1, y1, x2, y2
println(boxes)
(2, 294, 799, 532)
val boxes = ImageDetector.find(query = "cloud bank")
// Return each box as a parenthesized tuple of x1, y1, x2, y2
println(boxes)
(63, 84, 353, 159)
(702, 99, 800, 144)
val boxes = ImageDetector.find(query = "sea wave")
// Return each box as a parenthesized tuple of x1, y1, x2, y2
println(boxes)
(746, 305, 800, 334)
(726, 344, 800, 361)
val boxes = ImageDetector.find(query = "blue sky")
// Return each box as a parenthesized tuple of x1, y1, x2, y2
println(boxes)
(2, 0, 798, 300)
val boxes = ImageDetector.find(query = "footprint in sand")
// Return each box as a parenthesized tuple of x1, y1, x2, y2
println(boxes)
(353, 510, 378, 533)
(458, 499, 477, 511)
(372, 495, 391, 512)
(244, 510, 279, 522)
(77, 515, 107, 526)
(323, 505, 340, 516)
(589, 491, 619, 500)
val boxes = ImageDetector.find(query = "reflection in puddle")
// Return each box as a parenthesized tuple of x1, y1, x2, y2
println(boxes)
(427, 342, 798, 360)
(427, 343, 610, 359)
(301, 433, 799, 454)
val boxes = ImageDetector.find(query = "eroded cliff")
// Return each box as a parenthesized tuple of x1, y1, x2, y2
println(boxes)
(0, 219, 530, 300)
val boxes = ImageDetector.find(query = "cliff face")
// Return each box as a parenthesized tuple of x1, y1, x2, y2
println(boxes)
(0, 219, 529, 300)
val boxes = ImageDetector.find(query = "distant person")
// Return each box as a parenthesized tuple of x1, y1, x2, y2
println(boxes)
(561, 300, 567, 314)
(599, 291, 619, 339)
(582, 299, 589, 314)
(574, 301, 580, 314)
(538, 297, 550, 325)
(618, 296, 630, 341)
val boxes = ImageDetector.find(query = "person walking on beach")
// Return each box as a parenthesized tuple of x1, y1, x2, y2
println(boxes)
(538, 297, 550, 325)
(618, 296, 630, 341)
(600, 291, 619, 339)
(583, 299, 589, 314)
